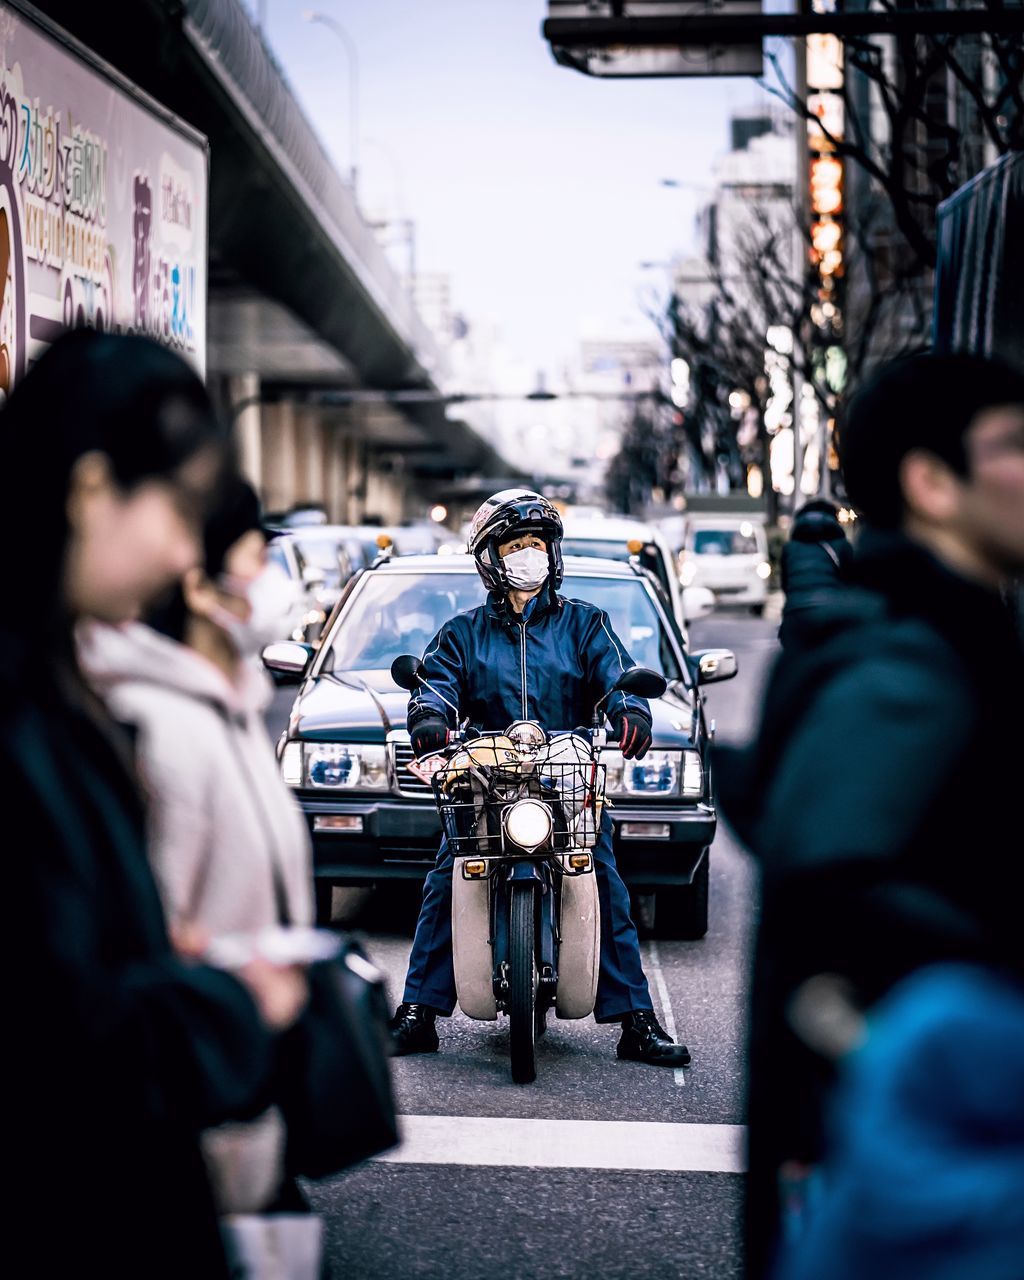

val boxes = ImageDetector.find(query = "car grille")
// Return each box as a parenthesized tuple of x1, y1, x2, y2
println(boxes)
(391, 741, 434, 796)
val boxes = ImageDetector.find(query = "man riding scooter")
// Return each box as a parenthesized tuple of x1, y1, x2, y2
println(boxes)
(389, 490, 691, 1067)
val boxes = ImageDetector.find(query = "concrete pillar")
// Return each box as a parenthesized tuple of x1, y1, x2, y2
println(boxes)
(325, 425, 347, 522)
(229, 372, 262, 492)
(261, 402, 297, 514)
(294, 409, 322, 506)
(352, 432, 369, 525)
(364, 461, 407, 525)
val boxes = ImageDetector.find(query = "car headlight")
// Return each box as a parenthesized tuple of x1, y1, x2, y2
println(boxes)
(281, 741, 389, 790)
(756, 561, 772, 580)
(603, 749, 703, 798)
(680, 560, 697, 586)
(280, 740, 303, 787)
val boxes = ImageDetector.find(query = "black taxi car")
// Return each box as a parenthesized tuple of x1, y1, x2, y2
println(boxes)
(266, 553, 737, 938)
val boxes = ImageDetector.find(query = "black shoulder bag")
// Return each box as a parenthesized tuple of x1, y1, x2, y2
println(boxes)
(277, 937, 399, 1179)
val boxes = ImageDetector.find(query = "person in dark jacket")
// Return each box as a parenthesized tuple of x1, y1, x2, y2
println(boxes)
(776, 499, 852, 649)
(4, 331, 307, 1280)
(717, 352, 1024, 1278)
(389, 490, 691, 1067)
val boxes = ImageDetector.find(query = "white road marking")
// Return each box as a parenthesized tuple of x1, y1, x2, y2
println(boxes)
(378, 1114, 746, 1174)
(645, 940, 687, 1087)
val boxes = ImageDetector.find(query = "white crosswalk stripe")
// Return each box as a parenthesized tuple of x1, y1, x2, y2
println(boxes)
(376, 1114, 746, 1174)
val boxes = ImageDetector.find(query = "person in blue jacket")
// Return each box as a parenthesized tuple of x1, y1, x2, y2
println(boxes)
(774, 964, 1024, 1280)
(389, 490, 691, 1067)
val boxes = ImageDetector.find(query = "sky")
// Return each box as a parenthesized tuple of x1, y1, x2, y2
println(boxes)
(244, 1, 780, 380)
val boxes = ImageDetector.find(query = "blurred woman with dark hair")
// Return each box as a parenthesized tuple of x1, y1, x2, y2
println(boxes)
(2, 330, 306, 1279)
(79, 475, 312, 1222)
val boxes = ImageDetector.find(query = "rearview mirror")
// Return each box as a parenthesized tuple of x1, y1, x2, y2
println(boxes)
(614, 666, 668, 700)
(692, 649, 738, 684)
(391, 654, 425, 691)
(261, 641, 313, 684)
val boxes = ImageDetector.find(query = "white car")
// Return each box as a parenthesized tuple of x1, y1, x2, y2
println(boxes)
(678, 516, 772, 614)
(559, 514, 714, 639)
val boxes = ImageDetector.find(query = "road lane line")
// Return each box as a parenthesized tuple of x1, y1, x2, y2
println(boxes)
(645, 940, 687, 1087)
(378, 1115, 746, 1173)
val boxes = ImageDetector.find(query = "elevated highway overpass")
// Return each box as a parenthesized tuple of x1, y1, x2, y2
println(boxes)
(35, 0, 512, 520)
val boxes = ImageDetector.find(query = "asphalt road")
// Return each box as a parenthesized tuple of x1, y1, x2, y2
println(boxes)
(268, 611, 779, 1279)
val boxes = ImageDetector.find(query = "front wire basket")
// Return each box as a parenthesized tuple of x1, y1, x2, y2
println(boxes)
(432, 754, 606, 857)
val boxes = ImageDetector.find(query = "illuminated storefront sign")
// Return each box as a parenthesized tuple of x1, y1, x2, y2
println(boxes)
(806, 6, 844, 294)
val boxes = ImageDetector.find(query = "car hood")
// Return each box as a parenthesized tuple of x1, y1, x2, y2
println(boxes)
(290, 669, 697, 748)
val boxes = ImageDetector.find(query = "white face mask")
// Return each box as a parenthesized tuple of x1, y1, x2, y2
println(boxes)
(212, 564, 300, 657)
(503, 546, 549, 591)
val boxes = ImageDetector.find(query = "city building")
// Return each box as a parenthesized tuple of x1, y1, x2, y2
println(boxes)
(670, 109, 801, 503)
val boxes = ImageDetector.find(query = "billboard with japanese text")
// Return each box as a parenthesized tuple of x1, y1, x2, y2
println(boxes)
(0, 1, 208, 395)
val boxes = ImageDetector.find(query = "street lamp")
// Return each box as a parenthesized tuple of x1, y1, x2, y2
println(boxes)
(303, 10, 360, 202)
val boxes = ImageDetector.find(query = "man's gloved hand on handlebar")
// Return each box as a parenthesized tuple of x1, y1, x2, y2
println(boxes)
(613, 708, 653, 760)
(410, 715, 448, 758)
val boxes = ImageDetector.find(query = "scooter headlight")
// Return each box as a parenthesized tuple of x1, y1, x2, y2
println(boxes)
(503, 799, 553, 851)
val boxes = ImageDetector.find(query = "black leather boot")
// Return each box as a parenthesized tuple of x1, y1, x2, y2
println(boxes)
(389, 1002, 440, 1056)
(616, 1010, 691, 1067)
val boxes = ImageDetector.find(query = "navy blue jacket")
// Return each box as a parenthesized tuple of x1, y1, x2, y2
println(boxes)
(407, 588, 650, 734)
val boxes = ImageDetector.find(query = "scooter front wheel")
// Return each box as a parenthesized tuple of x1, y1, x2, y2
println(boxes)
(508, 882, 537, 1084)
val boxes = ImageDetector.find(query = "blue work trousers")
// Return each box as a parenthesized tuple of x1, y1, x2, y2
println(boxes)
(403, 820, 653, 1022)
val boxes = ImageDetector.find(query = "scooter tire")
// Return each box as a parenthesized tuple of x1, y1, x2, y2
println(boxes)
(509, 882, 537, 1084)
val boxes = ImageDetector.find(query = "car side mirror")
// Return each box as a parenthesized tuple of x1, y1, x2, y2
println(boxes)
(613, 666, 668, 699)
(391, 654, 425, 691)
(681, 585, 716, 622)
(261, 641, 313, 684)
(692, 649, 738, 684)
(301, 565, 326, 589)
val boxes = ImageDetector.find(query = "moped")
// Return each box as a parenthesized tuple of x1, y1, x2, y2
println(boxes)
(391, 657, 666, 1083)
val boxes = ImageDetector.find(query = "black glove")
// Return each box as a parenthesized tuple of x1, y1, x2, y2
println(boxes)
(410, 716, 448, 758)
(614, 709, 653, 760)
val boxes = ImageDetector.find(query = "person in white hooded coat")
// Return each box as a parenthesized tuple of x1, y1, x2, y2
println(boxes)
(79, 478, 313, 1216)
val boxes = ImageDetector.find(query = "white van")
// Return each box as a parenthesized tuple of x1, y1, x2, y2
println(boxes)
(680, 517, 771, 615)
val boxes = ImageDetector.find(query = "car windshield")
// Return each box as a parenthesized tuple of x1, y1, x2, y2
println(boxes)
(563, 537, 672, 599)
(691, 528, 760, 555)
(324, 572, 683, 681)
(561, 537, 631, 561)
(296, 538, 345, 581)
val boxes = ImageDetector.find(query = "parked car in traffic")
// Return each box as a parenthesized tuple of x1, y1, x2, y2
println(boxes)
(265, 504, 329, 529)
(266, 553, 736, 938)
(289, 526, 365, 618)
(265, 534, 330, 643)
(679, 515, 772, 615)
(281, 524, 451, 640)
(559, 512, 714, 639)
